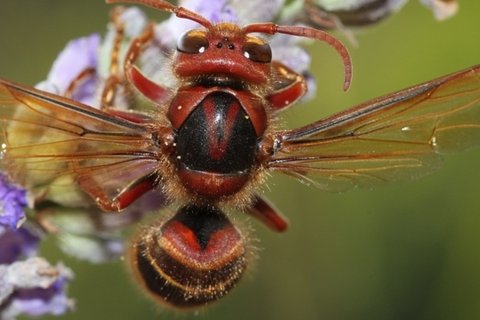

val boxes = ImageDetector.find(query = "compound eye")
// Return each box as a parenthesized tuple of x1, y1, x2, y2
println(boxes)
(177, 30, 209, 54)
(243, 39, 272, 63)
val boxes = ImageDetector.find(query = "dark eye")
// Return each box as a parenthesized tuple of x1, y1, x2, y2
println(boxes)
(177, 30, 209, 54)
(243, 40, 272, 63)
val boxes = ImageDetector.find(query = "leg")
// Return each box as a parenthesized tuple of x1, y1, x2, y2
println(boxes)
(267, 61, 307, 111)
(246, 194, 289, 232)
(101, 6, 127, 109)
(64, 67, 97, 100)
(76, 172, 158, 212)
(123, 23, 171, 105)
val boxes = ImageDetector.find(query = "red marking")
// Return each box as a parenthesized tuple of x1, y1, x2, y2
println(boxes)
(161, 220, 242, 265)
(202, 96, 240, 161)
(168, 86, 216, 130)
(234, 91, 267, 136)
(177, 169, 249, 198)
(165, 220, 201, 251)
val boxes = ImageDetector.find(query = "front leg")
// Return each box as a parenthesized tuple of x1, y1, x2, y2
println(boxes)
(267, 61, 307, 111)
(124, 23, 172, 105)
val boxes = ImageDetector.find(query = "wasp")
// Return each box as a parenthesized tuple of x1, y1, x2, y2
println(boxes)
(1, 0, 479, 309)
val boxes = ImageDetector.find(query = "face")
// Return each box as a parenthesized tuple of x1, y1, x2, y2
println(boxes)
(173, 23, 273, 85)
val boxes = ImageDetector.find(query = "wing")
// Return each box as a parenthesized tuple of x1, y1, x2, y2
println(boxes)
(267, 65, 480, 191)
(0, 79, 160, 202)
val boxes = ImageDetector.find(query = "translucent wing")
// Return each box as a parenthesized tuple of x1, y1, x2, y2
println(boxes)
(0, 79, 160, 201)
(267, 66, 480, 191)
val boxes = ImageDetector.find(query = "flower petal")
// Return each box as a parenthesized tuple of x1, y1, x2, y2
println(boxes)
(58, 233, 124, 264)
(36, 33, 101, 105)
(0, 226, 40, 264)
(0, 174, 28, 229)
(229, 0, 285, 24)
(0, 265, 14, 304)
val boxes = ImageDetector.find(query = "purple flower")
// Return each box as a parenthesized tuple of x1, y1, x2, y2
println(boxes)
(0, 226, 40, 264)
(0, 258, 74, 319)
(0, 173, 28, 229)
(36, 33, 101, 106)
(0, 222, 73, 318)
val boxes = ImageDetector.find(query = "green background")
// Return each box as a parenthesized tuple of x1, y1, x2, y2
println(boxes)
(1, 1, 480, 319)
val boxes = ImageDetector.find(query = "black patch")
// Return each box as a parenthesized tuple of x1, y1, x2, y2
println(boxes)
(174, 205, 228, 250)
(175, 92, 257, 174)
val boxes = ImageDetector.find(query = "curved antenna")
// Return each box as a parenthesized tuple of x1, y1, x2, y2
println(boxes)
(106, 0, 213, 29)
(243, 23, 353, 91)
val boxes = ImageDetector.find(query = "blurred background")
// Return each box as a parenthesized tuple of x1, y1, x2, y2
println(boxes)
(1, 1, 480, 319)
